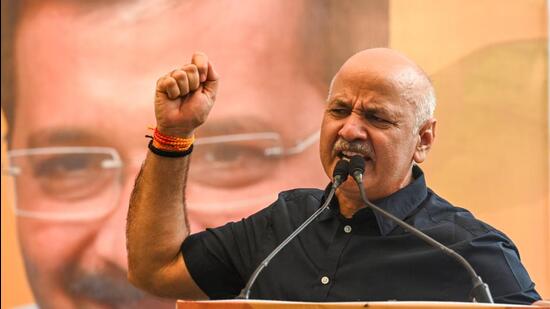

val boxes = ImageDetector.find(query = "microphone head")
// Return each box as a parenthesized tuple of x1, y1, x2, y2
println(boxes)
(332, 159, 350, 184)
(349, 155, 365, 177)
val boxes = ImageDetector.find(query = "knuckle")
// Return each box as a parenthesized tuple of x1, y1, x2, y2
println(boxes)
(180, 76, 189, 85)
(182, 65, 199, 77)
(171, 69, 185, 78)
(157, 75, 170, 87)
(188, 64, 198, 73)
(156, 77, 164, 88)
(165, 77, 177, 88)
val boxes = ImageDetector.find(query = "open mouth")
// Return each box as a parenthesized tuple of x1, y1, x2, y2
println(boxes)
(337, 150, 373, 162)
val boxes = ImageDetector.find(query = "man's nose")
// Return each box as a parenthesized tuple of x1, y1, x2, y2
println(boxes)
(90, 167, 140, 270)
(338, 114, 368, 141)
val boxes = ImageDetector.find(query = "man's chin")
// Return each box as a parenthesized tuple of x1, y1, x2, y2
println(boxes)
(336, 172, 379, 199)
(336, 179, 362, 198)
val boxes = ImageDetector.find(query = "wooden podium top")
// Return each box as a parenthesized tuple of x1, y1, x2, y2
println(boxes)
(176, 300, 534, 309)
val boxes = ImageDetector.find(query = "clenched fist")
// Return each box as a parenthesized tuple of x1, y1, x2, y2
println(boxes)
(154, 52, 219, 138)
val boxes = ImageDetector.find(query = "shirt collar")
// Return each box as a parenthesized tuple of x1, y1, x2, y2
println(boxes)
(318, 165, 428, 236)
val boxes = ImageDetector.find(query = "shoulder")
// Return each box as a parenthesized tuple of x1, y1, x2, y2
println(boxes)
(423, 188, 496, 238)
(424, 190, 540, 302)
(419, 188, 524, 253)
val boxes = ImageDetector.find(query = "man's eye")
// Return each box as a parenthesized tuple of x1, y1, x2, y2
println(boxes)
(190, 142, 278, 188)
(32, 154, 101, 178)
(329, 108, 350, 117)
(366, 114, 391, 125)
(200, 145, 263, 166)
(26, 153, 118, 201)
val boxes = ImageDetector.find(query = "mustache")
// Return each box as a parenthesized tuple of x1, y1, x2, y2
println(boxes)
(332, 138, 375, 160)
(62, 260, 147, 306)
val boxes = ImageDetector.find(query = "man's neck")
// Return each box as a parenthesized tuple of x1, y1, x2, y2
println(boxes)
(335, 189, 365, 219)
(335, 168, 415, 219)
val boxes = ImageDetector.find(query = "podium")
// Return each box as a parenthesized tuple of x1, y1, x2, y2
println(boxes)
(176, 300, 534, 309)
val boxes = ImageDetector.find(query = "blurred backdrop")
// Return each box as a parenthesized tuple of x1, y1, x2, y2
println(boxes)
(1, 0, 548, 308)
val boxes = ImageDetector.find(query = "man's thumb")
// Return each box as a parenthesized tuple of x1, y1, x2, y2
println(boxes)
(203, 62, 220, 98)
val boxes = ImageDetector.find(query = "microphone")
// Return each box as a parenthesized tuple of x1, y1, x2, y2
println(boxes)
(236, 159, 350, 299)
(348, 155, 494, 303)
(332, 157, 351, 188)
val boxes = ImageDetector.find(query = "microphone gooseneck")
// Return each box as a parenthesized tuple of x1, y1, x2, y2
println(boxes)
(348, 155, 494, 303)
(236, 159, 350, 299)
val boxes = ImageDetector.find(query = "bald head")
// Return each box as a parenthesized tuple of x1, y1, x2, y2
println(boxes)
(329, 48, 436, 132)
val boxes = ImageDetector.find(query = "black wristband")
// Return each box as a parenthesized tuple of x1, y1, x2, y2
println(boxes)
(148, 140, 193, 158)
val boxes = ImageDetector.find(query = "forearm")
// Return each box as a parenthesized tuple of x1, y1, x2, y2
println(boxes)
(126, 150, 191, 290)
(126, 52, 218, 298)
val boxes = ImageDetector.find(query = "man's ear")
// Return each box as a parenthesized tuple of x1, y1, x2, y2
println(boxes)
(413, 118, 436, 164)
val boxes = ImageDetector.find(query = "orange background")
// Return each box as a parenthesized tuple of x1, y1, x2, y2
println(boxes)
(2, 0, 549, 307)
(390, 0, 549, 301)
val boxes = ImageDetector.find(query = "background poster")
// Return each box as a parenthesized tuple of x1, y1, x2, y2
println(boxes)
(2, 0, 548, 308)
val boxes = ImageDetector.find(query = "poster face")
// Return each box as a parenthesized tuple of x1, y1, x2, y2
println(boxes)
(1, 1, 389, 308)
(1, 0, 548, 308)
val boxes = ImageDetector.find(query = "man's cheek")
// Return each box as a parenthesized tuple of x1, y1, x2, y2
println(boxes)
(17, 219, 99, 273)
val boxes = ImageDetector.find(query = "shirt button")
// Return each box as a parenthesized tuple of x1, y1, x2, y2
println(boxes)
(321, 276, 330, 285)
(344, 225, 352, 233)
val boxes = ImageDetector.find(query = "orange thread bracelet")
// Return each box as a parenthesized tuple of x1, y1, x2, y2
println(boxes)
(146, 127, 195, 155)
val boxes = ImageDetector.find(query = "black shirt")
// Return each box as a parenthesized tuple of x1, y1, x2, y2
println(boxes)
(181, 166, 541, 304)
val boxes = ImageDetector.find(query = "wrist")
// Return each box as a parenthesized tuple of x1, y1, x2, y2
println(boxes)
(148, 140, 193, 158)
(155, 125, 194, 139)
(146, 127, 195, 158)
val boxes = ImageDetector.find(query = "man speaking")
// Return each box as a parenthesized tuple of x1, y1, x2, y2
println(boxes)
(126, 48, 541, 304)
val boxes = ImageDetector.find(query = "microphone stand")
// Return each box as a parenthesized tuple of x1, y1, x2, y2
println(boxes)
(236, 159, 350, 299)
(349, 156, 493, 303)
